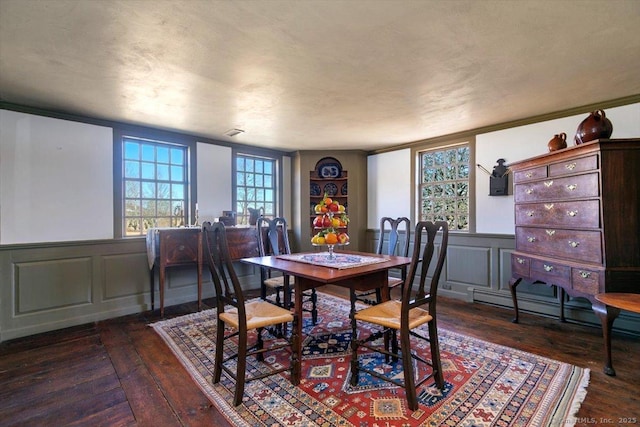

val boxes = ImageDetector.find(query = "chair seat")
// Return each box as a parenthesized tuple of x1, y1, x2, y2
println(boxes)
(263, 275, 295, 288)
(220, 300, 294, 330)
(354, 300, 432, 330)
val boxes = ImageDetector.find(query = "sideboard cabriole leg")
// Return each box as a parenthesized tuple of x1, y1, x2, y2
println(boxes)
(592, 301, 621, 376)
(150, 265, 155, 311)
(509, 277, 522, 323)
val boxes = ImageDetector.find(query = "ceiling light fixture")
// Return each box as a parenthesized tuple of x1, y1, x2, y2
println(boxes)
(225, 128, 245, 137)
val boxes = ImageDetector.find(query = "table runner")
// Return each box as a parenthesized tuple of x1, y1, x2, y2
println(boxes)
(277, 252, 389, 269)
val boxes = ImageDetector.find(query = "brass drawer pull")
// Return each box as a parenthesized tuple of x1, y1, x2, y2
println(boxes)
(527, 211, 534, 217)
(527, 236, 537, 243)
(526, 188, 534, 195)
(567, 210, 578, 217)
(543, 264, 554, 272)
(565, 162, 577, 170)
(544, 180, 554, 187)
(546, 230, 556, 236)
(516, 257, 526, 264)
(568, 241, 580, 248)
(544, 204, 554, 210)
(566, 184, 577, 191)
(579, 270, 592, 278)
(525, 172, 533, 178)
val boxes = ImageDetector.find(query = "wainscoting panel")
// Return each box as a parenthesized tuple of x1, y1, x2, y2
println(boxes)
(14, 257, 93, 314)
(103, 252, 149, 299)
(446, 245, 491, 288)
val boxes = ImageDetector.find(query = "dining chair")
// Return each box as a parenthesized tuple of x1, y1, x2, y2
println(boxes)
(349, 220, 449, 411)
(352, 216, 411, 306)
(202, 221, 299, 406)
(256, 216, 318, 325)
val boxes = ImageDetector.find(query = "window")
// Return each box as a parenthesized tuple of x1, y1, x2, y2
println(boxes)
(235, 153, 277, 225)
(121, 136, 190, 236)
(418, 144, 470, 230)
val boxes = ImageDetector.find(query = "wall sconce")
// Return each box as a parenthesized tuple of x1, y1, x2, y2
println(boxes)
(477, 158, 510, 196)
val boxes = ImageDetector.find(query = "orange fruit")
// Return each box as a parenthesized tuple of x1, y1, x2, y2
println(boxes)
(325, 232, 338, 244)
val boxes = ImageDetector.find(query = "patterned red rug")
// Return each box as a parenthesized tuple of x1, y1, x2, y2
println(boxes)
(151, 292, 589, 427)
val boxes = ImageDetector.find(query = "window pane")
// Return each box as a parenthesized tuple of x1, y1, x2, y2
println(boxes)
(125, 180, 140, 198)
(142, 145, 155, 162)
(170, 165, 184, 181)
(171, 183, 184, 199)
(142, 182, 156, 198)
(157, 182, 171, 199)
(141, 162, 155, 179)
(124, 161, 139, 178)
(157, 147, 169, 163)
(124, 142, 139, 160)
(157, 164, 169, 180)
(170, 148, 184, 165)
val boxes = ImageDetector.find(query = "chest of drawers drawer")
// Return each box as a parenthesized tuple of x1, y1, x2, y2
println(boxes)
(515, 200, 600, 228)
(571, 267, 602, 295)
(516, 226, 602, 264)
(548, 154, 598, 176)
(530, 258, 571, 287)
(514, 165, 548, 183)
(514, 172, 599, 203)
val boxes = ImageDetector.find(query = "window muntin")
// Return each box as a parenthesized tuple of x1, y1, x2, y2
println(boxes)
(122, 137, 189, 236)
(419, 144, 470, 230)
(235, 153, 277, 225)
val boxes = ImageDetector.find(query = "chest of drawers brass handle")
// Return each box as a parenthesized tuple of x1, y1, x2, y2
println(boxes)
(525, 188, 533, 194)
(546, 230, 556, 236)
(525, 172, 532, 178)
(544, 180, 554, 187)
(544, 204, 554, 210)
(565, 162, 577, 170)
(579, 270, 592, 278)
(527, 211, 534, 217)
(567, 210, 578, 217)
(516, 257, 526, 264)
(543, 264, 554, 271)
(566, 184, 577, 191)
(568, 241, 580, 248)
(527, 236, 537, 243)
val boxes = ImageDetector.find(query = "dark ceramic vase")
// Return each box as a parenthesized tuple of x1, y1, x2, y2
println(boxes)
(548, 132, 567, 152)
(574, 109, 613, 145)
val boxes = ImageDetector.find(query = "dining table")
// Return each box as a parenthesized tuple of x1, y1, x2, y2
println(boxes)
(241, 249, 412, 385)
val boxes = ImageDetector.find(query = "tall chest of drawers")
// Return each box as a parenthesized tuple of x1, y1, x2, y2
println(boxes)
(508, 138, 640, 376)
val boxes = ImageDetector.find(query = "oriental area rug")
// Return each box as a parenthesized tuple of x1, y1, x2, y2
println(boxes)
(151, 292, 589, 427)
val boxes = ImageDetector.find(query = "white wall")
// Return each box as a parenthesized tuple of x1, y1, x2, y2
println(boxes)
(367, 103, 640, 234)
(196, 142, 232, 224)
(1, 110, 114, 244)
(367, 148, 412, 229)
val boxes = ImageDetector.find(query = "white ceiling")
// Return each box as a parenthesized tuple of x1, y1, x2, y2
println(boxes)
(1, 0, 639, 152)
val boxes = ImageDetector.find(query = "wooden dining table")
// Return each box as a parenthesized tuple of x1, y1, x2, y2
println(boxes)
(241, 250, 412, 385)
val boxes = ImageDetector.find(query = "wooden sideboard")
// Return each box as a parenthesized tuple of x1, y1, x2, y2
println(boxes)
(147, 226, 260, 316)
(509, 138, 640, 376)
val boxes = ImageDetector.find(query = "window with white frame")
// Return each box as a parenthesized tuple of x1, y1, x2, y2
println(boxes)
(418, 144, 470, 230)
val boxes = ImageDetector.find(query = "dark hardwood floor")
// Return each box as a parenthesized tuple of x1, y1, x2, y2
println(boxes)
(1, 288, 639, 427)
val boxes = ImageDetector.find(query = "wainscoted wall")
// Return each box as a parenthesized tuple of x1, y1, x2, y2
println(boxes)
(1, 233, 638, 342)
(0, 238, 261, 342)
(366, 230, 640, 337)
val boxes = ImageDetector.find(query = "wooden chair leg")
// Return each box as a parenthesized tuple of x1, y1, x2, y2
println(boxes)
(401, 326, 418, 411)
(256, 327, 264, 361)
(349, 307, 360, 386)
(213, 318, 224, 384)
(428, 322, 444, 388)
(234, 328, 248, 406)
(311, 289, 318, 325)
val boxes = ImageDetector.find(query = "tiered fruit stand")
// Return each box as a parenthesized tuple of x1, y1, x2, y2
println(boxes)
(311, 194, 349, 259)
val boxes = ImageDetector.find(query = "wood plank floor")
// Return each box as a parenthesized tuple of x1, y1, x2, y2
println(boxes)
(1, 288, 639, 426)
